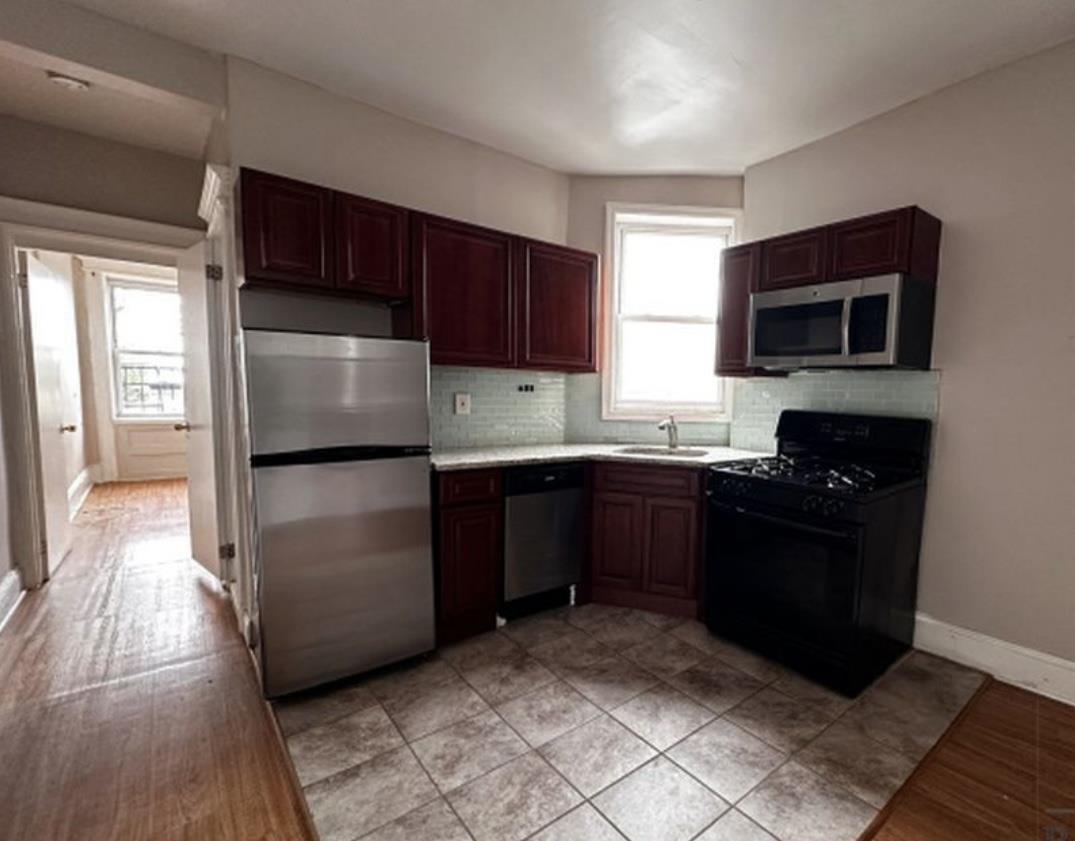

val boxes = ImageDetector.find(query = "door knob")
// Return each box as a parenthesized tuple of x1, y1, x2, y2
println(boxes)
(59, 424, 77, 433)
(174, 422, 191, 432)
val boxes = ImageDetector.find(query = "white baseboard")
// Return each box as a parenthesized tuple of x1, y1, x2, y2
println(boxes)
(67, 466, 95, 519)
(0, 569, 24, 635)
(915, 612, 1075, 707)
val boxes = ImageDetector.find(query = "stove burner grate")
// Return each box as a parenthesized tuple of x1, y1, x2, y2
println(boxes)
(723, 456, 886, 493)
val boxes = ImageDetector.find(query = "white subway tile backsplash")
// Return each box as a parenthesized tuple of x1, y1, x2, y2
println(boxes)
(729, 370, 939, 453)
(430, 367, 566, 448)
(431, 366, 939, 454)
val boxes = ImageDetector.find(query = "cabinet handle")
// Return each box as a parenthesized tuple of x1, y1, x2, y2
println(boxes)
(174, 422, 191, 432)
(59, 424, 77, 433)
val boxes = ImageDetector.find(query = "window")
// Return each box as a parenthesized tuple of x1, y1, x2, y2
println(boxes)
(107, 279, 184, 418)
(604, 206, 737, 420)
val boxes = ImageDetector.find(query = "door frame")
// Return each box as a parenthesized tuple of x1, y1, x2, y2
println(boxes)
(198, 165, 258, 642)
(0, 196, 204, 590)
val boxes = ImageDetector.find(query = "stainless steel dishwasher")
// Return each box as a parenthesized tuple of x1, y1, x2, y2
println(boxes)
(503, 463, 585, 604)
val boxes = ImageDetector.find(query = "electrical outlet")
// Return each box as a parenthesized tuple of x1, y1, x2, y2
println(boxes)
(454, 392, 472, 415)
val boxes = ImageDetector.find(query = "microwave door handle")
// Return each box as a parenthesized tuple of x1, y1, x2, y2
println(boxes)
(840, 297, 852, 356)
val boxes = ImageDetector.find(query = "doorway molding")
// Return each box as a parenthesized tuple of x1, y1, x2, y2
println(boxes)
(0, 196, 203, 590)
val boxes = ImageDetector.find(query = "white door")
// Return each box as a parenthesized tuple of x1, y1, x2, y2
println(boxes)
(177, 242, 221, 579)
(23, 252, 74, 574)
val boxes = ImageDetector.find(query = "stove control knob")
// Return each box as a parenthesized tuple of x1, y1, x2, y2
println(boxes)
(735, 480, 749, 496)
(802, 495, 819, 512)
(821, 499, 844, 517)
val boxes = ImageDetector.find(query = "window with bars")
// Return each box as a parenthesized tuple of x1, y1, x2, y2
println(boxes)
(604, 207, 736, 420)
(107, 280, 185, 418)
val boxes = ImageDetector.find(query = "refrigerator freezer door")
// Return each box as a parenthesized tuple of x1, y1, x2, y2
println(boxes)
(256, 455, 435, 696)
(245, 331, 430, 455)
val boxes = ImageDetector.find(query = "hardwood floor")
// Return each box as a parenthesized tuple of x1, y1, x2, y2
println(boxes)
(0, 480, 315, 841)
(862, 679, 1075, 841)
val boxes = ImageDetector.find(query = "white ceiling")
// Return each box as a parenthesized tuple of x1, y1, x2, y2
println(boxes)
(0, 51, 211, 158)
(61, 0, 1075, 172)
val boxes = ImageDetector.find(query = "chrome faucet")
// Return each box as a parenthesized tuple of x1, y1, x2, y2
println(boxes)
(657, 415, 679, 450)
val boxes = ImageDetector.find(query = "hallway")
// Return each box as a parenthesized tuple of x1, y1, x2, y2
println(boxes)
(0, 481, 314, 840)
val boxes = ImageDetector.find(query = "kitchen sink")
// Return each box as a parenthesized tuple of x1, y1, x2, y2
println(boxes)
(615, 446, 709, 457)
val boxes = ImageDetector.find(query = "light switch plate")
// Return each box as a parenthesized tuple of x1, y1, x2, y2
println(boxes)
(454, 392, 472, 415)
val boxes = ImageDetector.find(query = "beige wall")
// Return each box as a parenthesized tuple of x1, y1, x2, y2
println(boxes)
(566, 175, 744, 254)
(226, 59, 569, 243)
(744, 40, 1075, 660)
(0, 115, 205, 228)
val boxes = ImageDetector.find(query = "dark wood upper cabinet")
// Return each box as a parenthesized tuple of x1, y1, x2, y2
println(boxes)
(642, 496, 700, 600)
(412, 215, 515, 367)
(240, 169, 333, 289)
(516, 240, 598, 372)
(830, 206, 941, 282)
(717, 243, 759, 376)
(238, 168, 601, 371)
(760, 227, 828, 290)
(591, 491, 644, 591)
(335, 193, 409, 299)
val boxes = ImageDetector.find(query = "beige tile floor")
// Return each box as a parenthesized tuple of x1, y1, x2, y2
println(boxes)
(273, 605, 984, 841)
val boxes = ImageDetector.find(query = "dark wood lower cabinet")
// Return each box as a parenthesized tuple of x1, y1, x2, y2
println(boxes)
(436, 502, 501, 645)
(642, 496, 699, 599)
(588, 464, 703, 618)
(435, 469, 503, 645)
(433, 463, 703, 643)
(591, 492, 644, 591)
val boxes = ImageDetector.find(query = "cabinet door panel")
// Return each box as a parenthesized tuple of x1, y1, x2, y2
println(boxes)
(414, 216, 514, 366)
(643, 496, 699, 599)
(438, 503, 500, 644)
(717, 243, 759, 375)
(240, 169, 332, 288)
(830, 208, 912, 280)
(439, 469, 502, 507)
(336, 193, 409, 298)
(517, 241, 598, 372)
(594, 463, 700, 498)
(591, 492, 643, 591)
(760, 228, 827, 290)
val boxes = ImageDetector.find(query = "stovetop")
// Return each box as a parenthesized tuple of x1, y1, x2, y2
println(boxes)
(713, 455, 912, 496)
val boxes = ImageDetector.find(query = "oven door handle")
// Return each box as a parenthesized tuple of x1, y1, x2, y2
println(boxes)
(709, 500, 857, 542)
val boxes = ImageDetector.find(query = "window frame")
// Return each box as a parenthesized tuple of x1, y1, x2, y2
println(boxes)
(104, 274, 185, 423)
(602, 202, 741, 422)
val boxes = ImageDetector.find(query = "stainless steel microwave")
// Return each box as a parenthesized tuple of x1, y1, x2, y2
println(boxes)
(748, 274, 935, 370)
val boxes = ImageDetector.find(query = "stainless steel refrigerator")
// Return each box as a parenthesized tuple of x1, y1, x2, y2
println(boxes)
(244, 329, 435, 697)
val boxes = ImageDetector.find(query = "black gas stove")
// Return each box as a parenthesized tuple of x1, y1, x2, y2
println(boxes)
(705, 410, 932, 696)
(717, 455, 904, 494)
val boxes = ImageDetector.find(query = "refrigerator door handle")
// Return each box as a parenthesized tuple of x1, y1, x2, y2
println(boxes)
(251, 444, 432, 469)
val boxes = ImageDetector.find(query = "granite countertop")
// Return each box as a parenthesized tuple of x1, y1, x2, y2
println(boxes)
(430, 443, 767, 471)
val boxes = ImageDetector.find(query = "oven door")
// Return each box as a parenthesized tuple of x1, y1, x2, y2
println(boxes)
(748, 275, 901, 368)
(706, 499, 862, 658)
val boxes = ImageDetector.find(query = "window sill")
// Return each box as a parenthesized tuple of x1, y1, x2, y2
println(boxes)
(601, 410, 732, 424)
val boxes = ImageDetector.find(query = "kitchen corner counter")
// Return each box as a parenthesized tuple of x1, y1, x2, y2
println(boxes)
(430, 443, 767, 471)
